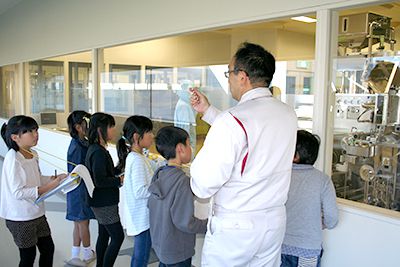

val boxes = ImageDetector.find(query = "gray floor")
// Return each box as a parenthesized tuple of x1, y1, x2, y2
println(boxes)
(0, 158, 203, 266)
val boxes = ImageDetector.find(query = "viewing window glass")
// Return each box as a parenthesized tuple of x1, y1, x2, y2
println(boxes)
(0, 64, 19, 118)
(29, 60, 64, 114)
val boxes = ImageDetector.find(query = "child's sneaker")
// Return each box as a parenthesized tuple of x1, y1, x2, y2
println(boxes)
(83, 250, 96, 264)
(64, 257, 87, 267)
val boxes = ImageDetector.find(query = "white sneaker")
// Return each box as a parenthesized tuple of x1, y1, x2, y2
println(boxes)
(64, 257, 87, 267)
(83, 250, 96, 264)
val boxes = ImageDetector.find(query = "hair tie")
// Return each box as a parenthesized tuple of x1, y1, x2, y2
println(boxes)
(83, 116, 90, 125)
(121, 135, 131, 147)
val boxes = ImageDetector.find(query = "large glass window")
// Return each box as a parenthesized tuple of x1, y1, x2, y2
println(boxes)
(330, 6, 400, 212)
(0, 64, 19, 118)
(27, 51, 92, 129)
(29, 60, 64, 114)
(69, 62, 92, 112)
(100, 18, 316, 153)
(273, 60, 315, 131)
(102, 64, 142, 116)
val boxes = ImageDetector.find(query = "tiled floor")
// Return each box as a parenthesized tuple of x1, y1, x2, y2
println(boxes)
(0, 159, 203, 266)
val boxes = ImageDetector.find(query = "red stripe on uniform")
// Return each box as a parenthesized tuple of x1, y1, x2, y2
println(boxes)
(230, 113, 248, 175)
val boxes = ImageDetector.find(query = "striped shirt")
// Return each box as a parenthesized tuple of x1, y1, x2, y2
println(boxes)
(122, 152, 154, 236)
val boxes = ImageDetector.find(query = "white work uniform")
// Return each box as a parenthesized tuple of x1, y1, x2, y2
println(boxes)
(190, 87, 297, 267)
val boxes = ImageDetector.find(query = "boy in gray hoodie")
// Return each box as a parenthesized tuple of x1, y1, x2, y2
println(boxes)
(148, 126, 207, 267)
(281, 130, 339, 267)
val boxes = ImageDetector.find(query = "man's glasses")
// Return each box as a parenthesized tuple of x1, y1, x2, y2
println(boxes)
(224, 68, 246, 78)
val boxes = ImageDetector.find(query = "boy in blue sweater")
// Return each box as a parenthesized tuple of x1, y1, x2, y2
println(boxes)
(281, 130, 339, 267)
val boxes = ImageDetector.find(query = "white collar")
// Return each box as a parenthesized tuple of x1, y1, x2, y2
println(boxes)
(238, 87, 272, 104)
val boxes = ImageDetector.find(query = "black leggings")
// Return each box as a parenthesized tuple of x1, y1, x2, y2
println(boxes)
(96, 221, 124, 267)
(19, 235, 54, 267)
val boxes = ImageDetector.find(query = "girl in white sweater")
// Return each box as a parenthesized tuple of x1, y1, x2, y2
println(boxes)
(0, 115, 66, 267)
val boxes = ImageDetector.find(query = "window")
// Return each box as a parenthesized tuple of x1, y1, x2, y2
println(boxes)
(286, 76, 296, 94)
(69, 62, 92, 112)
(303, 77, 312, 94)
(0, 64, 19, 118)
(29, 60, 64, 114)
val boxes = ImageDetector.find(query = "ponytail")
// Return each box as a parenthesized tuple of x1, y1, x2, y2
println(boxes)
(116, 137, 130, 171)
(1, 123, 7, 145)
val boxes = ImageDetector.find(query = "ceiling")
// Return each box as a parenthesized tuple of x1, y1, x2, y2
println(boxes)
(0, 0, 21, 15)
(1, 1, 399, 42)
(215, 1, 400, 35)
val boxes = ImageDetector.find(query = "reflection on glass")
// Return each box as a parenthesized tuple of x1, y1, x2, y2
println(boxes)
(272, 60, 315, 130)
(146, 66, 175, 121)
(30, 60, 64, 114)
(0, 64, 18, 118)
(102, 65, 142, 116)
(69, 62, 92, 112)
(101, 60, 315, 153)
(101, 63, 237, 154)
(174, 80, 197, 151)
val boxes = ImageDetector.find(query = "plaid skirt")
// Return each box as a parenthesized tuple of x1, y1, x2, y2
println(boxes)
(91, 205, 120, 225)
(5, 215, 51, 248)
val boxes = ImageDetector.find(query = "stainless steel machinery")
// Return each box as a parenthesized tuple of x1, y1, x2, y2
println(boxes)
(332, 12, 400, 210)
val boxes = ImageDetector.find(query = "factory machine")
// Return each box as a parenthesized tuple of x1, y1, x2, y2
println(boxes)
(332, 12, 400, 210)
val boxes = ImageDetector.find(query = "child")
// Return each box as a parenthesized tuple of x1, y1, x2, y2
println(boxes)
(148, 126, 207, 267)
(281, 130, 339, 267)
(116, 115, 154, 267)
(65, 111, 96, 266)
(0, 115, 66, 267)
(85, 112, 124, 267)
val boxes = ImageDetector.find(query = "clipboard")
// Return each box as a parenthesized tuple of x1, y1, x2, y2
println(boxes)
(34, 164, 94, 204)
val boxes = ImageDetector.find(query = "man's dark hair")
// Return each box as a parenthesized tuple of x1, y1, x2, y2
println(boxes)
(233, 42, 276, 87)
(296, 130, 320, 165)
(155, 126, 189, 160)
(87, 112, 115, 144)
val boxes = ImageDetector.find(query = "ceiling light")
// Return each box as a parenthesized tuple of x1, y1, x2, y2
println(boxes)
(291, 16, 317, 23)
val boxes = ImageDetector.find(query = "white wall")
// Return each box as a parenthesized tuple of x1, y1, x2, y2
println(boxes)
(323, 199, 400, 267)
(0, 0, 380, 66)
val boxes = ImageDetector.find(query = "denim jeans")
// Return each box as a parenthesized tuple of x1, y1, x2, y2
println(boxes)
(159, 257, 191, 267)
(131, 229, 152, 267)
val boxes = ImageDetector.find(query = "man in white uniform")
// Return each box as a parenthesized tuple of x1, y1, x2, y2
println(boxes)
(190, 42, 297, 267)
